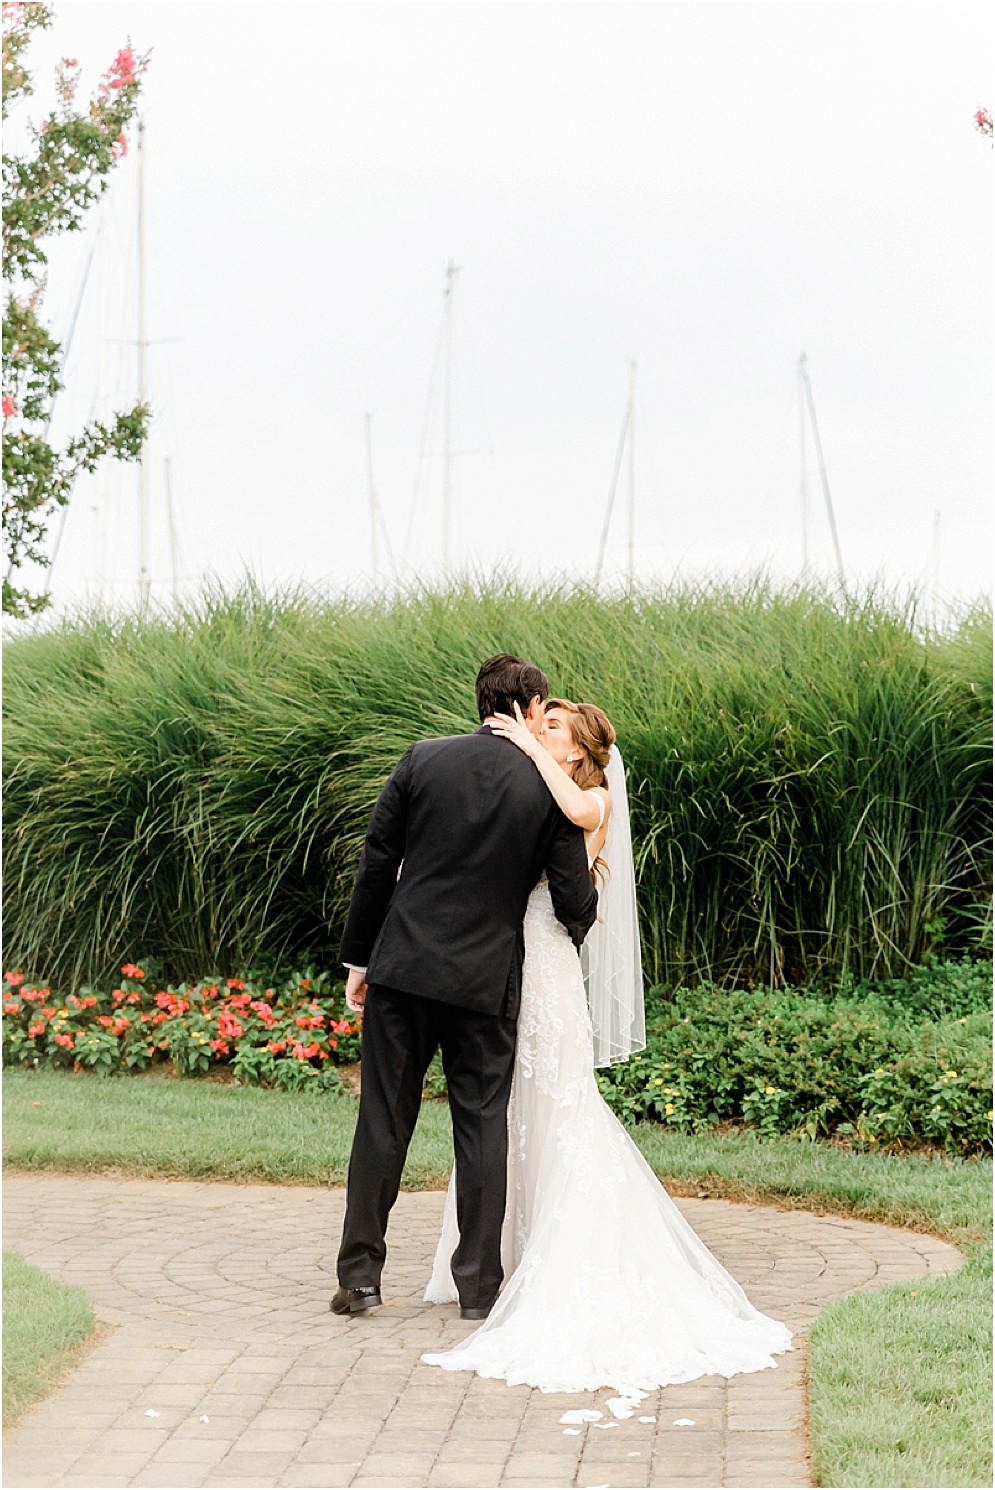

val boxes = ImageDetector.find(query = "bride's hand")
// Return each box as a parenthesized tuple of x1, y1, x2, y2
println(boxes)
(490, 701, 542, 758)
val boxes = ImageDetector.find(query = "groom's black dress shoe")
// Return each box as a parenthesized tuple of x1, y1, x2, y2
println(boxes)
(330, 1285, 382, 1316)
(459, 1304, 492, 1320)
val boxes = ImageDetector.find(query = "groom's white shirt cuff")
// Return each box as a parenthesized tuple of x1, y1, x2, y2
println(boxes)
(343, 963, 367, 974)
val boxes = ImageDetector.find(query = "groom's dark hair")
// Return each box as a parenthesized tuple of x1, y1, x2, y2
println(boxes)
(475, 654, 550, 722)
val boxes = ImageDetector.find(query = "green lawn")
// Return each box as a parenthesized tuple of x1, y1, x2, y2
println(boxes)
(809, 1247, 992, 1489)
(2, 1066, 455, 1188)
(4, 1069, 989, 1235)
(2, 1251, 97, 1426)
(3, 1068, 992, 1487)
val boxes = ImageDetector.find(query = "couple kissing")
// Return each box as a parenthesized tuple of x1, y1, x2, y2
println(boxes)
(332, 653, 791, 1397)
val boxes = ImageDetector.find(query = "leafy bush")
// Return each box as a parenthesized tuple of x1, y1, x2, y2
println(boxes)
(3, 578, 991, 992)
(1, 962, 360, 1092)
(597, 972, 992, 1155)
(842, 955, 993, 1020)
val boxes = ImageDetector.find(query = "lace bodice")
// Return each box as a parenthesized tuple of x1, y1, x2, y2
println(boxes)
(515, 881, 595, 1105)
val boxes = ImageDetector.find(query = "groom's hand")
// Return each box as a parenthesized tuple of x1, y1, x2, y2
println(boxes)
(345, 967, 368, 1014)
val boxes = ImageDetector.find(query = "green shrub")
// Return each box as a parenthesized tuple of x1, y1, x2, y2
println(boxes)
(843, 955, 993, 1020)
(3, 577, 991, 991)
(596, 974, 993, 1154)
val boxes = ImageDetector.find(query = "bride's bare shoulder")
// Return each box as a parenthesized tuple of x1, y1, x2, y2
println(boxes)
(585, 786, 612, 838)
(590, 785, 612, 816)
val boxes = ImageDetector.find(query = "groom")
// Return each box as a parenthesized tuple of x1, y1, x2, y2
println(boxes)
(332, 654, 598, 1320)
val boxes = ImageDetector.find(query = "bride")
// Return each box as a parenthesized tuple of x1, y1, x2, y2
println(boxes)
(421, 697, 792, 1396)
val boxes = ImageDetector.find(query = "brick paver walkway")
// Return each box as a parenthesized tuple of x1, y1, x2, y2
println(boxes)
(2, 1175, 959, 1490)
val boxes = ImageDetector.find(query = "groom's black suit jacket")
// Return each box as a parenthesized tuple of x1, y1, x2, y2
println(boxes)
(339, 726, 598, 1018)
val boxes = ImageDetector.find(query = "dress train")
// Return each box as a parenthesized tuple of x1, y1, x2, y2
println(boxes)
(421, 880, 793, 1395)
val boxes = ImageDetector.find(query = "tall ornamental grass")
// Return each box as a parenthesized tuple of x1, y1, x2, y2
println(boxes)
(2, 576, 991, 993)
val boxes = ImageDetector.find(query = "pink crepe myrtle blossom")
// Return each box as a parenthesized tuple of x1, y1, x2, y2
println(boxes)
(111, 132, 127, 160)
(975, 106, 993, 139)
(2, 396, 17, 420)
(99, 45, 138, 94)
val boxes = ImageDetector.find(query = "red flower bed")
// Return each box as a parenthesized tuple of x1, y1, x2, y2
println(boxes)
(1, 964, 361, 1090)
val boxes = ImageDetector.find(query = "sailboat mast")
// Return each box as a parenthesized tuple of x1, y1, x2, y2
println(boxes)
(799, 356, 844, 588)
(626, 360, 636, 586)
(442, 261, 458, 574)
(137, 117, 150, 608)
(594, 364, 636, 587)
(164, 455, 179, 603)
(926, 508, 941, 614)
(798, 353, 808, 573)
(594, 407, 629, 588)
(365, 412, 379, 583)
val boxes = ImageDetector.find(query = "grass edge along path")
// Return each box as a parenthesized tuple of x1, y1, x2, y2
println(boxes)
(2, 1251, 100, 1428)
(3, 1069, 992, 1488)
(4, 1069, 989, 1240)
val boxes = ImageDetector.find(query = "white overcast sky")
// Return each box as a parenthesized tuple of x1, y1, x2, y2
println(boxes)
(10, 0, 994, 616)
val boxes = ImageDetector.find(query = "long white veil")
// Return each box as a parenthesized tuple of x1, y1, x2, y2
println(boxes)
(581, 744, 646, 1067)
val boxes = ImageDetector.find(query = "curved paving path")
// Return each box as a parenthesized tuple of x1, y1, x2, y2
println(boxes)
(2, 1175, 959, 1490)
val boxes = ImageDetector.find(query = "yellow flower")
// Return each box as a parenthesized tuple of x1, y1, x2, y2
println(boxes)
(945, 1070, 957, 1079)
(765, 1085, 777, 1095)
(664, 1102, 675, 1115)
(873, 1068, 885, 1076)
(654, 1078, 664, 1086)
(988, 1110, 994, 1121)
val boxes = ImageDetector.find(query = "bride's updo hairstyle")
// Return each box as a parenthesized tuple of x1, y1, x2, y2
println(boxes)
(545, 699, 616, 791)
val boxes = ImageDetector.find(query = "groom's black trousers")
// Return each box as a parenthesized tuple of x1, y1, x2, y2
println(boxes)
(336, 984, 517, 1310)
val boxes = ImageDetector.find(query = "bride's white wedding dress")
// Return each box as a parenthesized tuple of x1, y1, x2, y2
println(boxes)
(421, 873, 793, 1396)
